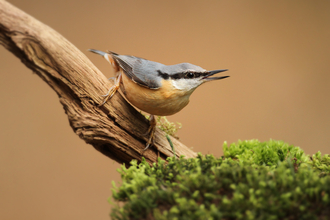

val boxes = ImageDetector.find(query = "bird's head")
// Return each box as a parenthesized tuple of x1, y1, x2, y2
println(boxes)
(158, 63, 229, 93)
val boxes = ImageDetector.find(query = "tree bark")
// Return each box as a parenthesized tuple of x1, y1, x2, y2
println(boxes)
(0, 0, 197, 164)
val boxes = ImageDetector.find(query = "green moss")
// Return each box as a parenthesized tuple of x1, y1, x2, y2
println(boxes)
(156, 116, 182, 139)
(110, 140, 330, 220)
(144, 115, 182, 139)
(310, 152, 330, 175)
(223, 139, 310, 167)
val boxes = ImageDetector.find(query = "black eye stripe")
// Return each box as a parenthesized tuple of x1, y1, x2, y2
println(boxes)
(158, 70, 207, 80)
(172, 72, 186, 79)
(157, 70, 170, 79)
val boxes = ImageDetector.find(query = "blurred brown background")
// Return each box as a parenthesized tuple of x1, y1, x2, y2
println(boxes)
(1, 0, 329, 219)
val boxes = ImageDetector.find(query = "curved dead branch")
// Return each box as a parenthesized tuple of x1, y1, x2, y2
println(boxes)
(0, 0, 197, 164)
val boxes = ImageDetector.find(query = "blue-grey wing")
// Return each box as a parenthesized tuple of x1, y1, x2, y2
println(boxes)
(110, 52, 163, 89)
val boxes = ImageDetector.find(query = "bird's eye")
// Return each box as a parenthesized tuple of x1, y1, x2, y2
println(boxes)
(185, 72, 195, 79)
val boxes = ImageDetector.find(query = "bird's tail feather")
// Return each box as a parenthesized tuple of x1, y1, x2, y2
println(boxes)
(88, 49, 119, 71)
(88, 49, 107, 56)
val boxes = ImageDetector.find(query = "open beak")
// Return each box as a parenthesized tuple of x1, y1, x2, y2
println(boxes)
(203, 69, 229, 81)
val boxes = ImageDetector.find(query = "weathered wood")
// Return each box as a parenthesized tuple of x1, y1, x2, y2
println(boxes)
(0, 0, 197, 164)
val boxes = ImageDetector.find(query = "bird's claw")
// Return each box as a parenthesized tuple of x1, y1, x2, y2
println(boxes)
(98, 74, 122, 106)
(142, 115, 157, 152)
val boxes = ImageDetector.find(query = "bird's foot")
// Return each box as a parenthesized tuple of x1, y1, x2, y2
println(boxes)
(99, 74, 122, 107)
(143, 115, 157, 152)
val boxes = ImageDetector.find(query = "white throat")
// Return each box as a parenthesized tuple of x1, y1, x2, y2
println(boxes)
(172, 79, 202, 92)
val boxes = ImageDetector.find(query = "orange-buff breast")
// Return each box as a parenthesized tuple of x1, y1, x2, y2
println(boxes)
(120, 73, 192, 116)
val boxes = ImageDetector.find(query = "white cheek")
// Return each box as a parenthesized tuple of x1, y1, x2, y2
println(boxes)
(172, 79, 202, 92)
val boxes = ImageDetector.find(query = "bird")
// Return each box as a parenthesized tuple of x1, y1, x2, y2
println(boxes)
(89, 49, 229, 152)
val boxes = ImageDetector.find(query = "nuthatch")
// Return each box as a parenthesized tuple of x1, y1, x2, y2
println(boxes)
(89, 49, 229, 151)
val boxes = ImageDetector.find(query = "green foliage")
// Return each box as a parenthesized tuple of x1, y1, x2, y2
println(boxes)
(144, 114, 182, 139)
(223, 139, 309, 168)
(156, 116, 182, 139)
(110, 140, 330, 220)
(310, 152, 330, 175)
